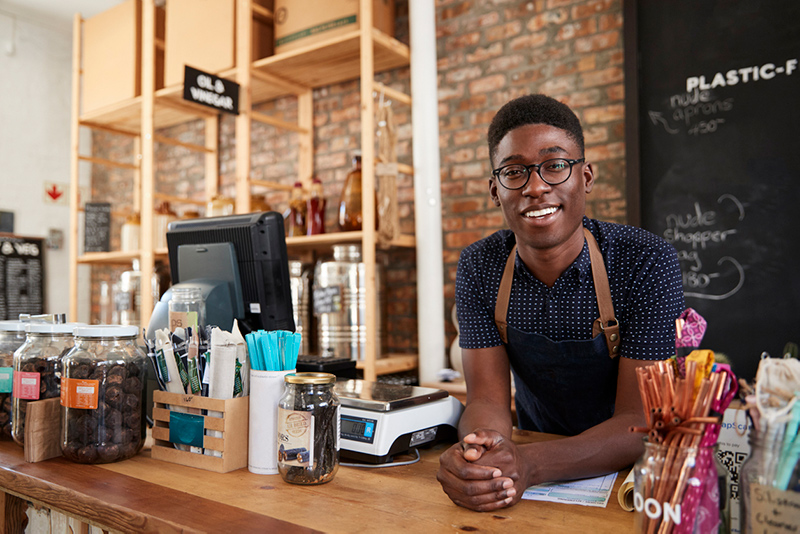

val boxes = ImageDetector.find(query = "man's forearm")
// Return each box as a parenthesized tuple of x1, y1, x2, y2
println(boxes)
(458, 400, 514, 440)
(517, 412, 645, 486)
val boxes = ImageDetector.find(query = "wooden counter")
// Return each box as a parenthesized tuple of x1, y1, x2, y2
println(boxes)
(0, 431, 634, 533)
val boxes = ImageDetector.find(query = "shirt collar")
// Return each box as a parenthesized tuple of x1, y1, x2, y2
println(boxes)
(507, 228, 594, 286)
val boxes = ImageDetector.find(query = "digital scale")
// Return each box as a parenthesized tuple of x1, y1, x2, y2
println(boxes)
(335, 380, 464, 464)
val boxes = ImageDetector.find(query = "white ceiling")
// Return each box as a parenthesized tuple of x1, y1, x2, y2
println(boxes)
(0, 0, 124, 27)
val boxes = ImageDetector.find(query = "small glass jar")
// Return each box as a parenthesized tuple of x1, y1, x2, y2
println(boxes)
(633, 439, 729, 533)
(207, 195, 235, 217)
(739, 424, 787, 534)
(12, 322, 81, 446)
(120, 212, 140, 252)
(169, 286, 205, 331)
(60, 325, 146, 464)
(277, 372, 340, 485)
(288, 181, 307, 237)
(0, 321, 26, 439)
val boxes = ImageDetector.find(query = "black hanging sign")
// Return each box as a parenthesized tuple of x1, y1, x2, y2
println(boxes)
(182, 65, 239, 115)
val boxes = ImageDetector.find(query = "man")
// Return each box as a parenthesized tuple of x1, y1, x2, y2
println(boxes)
(437, 94, 685, 511)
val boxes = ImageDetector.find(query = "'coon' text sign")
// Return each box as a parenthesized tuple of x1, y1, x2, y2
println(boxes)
(183, 65, 239, 115)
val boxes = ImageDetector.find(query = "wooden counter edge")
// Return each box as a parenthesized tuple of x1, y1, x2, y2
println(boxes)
(0, 443, 318, 533)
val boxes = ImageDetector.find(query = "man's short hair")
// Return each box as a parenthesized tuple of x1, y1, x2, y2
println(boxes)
(487, 94, 585, 165)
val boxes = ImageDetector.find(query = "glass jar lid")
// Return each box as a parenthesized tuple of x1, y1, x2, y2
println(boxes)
(26, 322, 84, 334)
(0, 320, 25, 332)
(73, 325, 139, 338)
(284, 372, 336, 385)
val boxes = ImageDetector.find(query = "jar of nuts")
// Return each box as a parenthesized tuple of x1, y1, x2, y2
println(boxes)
(12, 322, 82, 446)
(61, 325, 146, 464)
(0, 321, 26, 440)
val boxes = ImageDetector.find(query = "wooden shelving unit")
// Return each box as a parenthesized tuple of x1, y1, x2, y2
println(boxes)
(69, 0, 420, 383)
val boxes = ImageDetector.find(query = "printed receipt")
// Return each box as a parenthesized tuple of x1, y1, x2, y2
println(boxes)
(522, 472, 618, 508)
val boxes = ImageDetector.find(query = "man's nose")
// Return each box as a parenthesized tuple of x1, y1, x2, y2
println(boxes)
(521, 170, 552, 196)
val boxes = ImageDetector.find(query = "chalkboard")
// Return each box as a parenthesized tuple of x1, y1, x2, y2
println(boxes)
(626, 1, 800, 380)
(83, 202, 111, 253)
(0, 235, 44, 320)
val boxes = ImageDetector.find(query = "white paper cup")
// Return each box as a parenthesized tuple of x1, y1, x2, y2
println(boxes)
(248, 369, 294, 474)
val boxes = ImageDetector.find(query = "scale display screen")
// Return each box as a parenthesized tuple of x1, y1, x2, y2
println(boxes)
(341, 414, 377, 444)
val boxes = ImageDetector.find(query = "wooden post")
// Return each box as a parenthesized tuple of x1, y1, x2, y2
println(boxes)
(359, 0, 377, 383)
(235, 0, 253, 214)
(68, 13, 82, 322)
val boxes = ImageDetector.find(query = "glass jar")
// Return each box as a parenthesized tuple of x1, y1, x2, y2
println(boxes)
(633, 439, 729, 534)
(207, 195, 235, 217)
(306, 178, 326, 235)
(277, 372, 340, 485)
(60, 325, 146, 464)
(739, 424, 787, 534)
(169, 286, 205, 331)
(153, 201, 177, 250)
(120, 212, 140, 252)
(12, 322, 81, 446)
(0, 321, 26, 439)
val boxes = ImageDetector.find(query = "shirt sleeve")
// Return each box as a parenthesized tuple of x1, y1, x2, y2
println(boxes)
(455, 247, 504, 349)
(618, 243, 686, 361)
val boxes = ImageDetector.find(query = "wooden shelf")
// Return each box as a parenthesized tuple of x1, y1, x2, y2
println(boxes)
(356, 354, 418, 376)
(285, 231, 415, 252)
(247, 29, 409, 104)
(77, 250, 140, 265)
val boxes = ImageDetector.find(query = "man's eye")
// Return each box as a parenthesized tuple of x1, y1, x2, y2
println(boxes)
(545, 160, 568, 172)
(503, 167, 525, 178)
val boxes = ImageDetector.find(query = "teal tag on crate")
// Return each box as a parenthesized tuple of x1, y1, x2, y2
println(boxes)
(0, 367, 11, 393)
(169, 411, 205, 448)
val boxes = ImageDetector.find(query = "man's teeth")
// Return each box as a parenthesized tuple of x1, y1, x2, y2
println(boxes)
(524, 207, 558, 218)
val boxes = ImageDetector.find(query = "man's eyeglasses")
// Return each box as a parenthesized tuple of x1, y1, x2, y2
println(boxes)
(491, 158, 585, 189)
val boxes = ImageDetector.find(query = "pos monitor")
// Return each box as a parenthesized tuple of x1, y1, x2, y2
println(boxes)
(146, 211, 295, 338)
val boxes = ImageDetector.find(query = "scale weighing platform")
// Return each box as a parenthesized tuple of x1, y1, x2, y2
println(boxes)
(335, 380, 464, 464)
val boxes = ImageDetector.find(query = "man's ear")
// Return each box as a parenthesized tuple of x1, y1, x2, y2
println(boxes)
(489, 178, 501, 206)
(583, 162, 595, 194)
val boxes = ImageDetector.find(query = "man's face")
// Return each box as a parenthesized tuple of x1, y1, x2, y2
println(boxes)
(489, 123, 594, 251)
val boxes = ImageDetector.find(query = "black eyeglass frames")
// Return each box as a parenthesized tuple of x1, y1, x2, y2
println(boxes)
(491, 158, 585, 189)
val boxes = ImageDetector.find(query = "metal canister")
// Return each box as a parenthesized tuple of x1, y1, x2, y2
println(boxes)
(289, 261, 311, 355)
(313, 245, 384, 361)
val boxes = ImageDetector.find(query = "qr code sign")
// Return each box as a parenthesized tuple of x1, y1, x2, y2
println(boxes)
(717, 448, 749, 500)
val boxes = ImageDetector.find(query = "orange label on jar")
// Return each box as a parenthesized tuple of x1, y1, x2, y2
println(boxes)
(60, 378, 99, 409)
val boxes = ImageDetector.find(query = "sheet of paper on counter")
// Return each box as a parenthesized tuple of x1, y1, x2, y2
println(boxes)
(522, 472, 617, 508)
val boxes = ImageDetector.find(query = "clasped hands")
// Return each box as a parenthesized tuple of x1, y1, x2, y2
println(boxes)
(436, 429, 531, 512)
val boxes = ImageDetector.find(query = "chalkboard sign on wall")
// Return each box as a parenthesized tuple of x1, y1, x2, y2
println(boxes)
(625, 1, 800, 380)
(84, 202, 111, 253)
(0, 235, 44, 320)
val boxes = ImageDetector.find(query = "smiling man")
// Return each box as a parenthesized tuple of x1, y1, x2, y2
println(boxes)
(437, 94, 686, 511)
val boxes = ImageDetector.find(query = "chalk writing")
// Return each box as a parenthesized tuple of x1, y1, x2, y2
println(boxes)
(663, 194, 746, 301)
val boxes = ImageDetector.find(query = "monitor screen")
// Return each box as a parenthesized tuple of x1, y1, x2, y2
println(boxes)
(163, 211, 295, 334)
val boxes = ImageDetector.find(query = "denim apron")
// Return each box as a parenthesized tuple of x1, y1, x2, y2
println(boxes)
(494, 228, 621, 436)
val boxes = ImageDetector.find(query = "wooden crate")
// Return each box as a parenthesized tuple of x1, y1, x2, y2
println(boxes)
(164, 0, 274, 87)
(151, 390, 248, 473)
(82, 0, 165, 115)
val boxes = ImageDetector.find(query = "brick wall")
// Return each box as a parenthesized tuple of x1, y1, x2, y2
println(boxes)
(90, 0, 627, 365)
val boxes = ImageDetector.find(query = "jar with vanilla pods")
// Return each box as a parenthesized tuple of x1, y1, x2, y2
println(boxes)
(277, 372, 340, 484)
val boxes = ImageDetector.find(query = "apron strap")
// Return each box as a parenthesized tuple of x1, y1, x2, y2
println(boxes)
(493, 229, 620, 358)
(494, 243, 517, 344)
(584, 228, 620, 358)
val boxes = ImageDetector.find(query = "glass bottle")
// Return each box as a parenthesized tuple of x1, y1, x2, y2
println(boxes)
(169, 286, 206, 331)
(740, 424, 787, 534)
(153, 201, 177, 250)
(339, 152, 364, 231)
(306, 178, 326, 235)
(0, 321, 26, 439)
(277, 372, 340, 485)
(12, 322, 82, 446)
(288, 182, 307, 237)
(61, 325, 147, 464)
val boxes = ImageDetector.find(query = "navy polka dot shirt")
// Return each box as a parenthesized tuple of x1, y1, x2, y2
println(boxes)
(456, 217, 686, 360)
